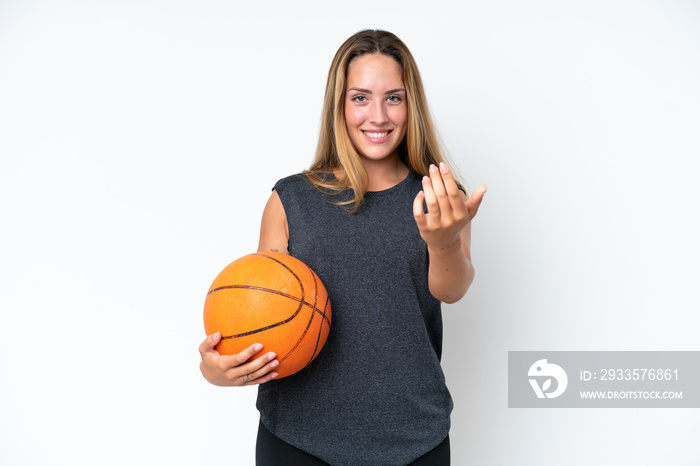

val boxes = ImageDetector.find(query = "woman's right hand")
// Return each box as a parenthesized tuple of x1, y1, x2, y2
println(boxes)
(199, 332, 280, 386)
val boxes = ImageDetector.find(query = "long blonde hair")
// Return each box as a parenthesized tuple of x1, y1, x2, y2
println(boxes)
(306, 29, 455, 212)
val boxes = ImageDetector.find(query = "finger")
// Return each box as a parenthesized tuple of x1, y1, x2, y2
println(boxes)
(428, 164, 447, 197)
(246, 368, 280, 386)
(413, 191, 427, 228)
(465, 185, 488, 219)
(217, 343, 266, 369)
(428, 164, 453, 217)
(421, 175, 440, 216)
(235, 352, 278, 384)
(198, 332, 222, 356)
(241, 355, 280, 385)
(439, 163, 468, 215)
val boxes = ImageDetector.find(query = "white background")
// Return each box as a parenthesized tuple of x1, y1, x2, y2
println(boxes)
(1, 0, 699, 464)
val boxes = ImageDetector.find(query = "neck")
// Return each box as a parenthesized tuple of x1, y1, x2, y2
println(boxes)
(362, 154, 409, 191)
(333, 153, 409, 191)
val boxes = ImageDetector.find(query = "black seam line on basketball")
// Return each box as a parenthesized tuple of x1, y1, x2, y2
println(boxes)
(308, 293, 331, 366)
(306, 269, 323, 365)
(206, 252, 331, 328)
(216, 253, 305, 303)
(278, 266, 331, 365)
(219, 253, 304, 341)
(218, 306, 328, 340)
(280, 264, 321, 364)
(279, 310, 312, 363)
(253, 253, 330, 326)
(218, 300, 329, 341)
(206, 253, 304, 298)
(215, 254, 330, 358)
(220, 295, 304, 339)
(209, 284, 329, 326)
(208, 284, 296, 300)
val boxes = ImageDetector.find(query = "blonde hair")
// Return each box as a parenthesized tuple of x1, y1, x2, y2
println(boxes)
(306, 29, 455, 212)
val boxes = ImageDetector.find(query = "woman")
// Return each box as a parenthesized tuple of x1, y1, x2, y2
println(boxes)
(199, 29, 487, 465)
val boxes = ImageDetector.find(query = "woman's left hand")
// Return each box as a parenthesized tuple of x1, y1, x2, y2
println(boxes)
(413, 163, 487, 253)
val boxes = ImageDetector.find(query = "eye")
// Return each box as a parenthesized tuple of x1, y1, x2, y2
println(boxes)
(387, 95, 403, 103)
(351, 95, 367, 102)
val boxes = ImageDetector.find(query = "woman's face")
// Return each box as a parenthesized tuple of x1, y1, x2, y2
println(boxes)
(344, 53, 407, 165)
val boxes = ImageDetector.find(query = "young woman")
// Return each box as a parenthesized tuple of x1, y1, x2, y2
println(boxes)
(199, 29, 487, 465)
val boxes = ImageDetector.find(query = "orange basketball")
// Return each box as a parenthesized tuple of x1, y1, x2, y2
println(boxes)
(203, 252, 331, 379)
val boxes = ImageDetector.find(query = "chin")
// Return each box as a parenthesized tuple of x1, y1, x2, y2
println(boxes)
(357, 146, 401, 162)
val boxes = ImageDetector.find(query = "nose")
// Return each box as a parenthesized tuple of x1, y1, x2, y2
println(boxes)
(368, 100, 388, 125)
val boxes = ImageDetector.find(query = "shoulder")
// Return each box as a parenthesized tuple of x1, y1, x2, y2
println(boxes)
(273, 172, 306, 192)
(273, 171, 344, 202)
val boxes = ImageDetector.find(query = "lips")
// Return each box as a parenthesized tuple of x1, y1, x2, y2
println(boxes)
(361, 129, 392, 143)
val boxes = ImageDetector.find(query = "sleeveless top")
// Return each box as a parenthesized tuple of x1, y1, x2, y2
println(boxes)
(256, 172, 453, 466)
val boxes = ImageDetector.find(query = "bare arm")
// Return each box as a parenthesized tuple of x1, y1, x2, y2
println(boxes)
(257, 190, 289, 253)
(198, 190, 289, 386)
(425, 222, 475, 304)
(413, 163, 487, 304)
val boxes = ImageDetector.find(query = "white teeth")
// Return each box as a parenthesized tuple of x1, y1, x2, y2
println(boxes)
(364, 131, 389, 138)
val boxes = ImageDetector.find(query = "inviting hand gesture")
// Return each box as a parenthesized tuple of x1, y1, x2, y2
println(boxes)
(413, 163, 487, 252)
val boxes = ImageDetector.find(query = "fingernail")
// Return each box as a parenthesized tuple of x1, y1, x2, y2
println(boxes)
(429, 164, 437, 173)
(267, 352, 277, 361)
(440, 162, 448, 174)
(417, 190, 424, 197)
(254, 344, 263, 352)
(422, 176, 430, 184)
(270, 360, 280, 368)
(270, 372, 279, 379)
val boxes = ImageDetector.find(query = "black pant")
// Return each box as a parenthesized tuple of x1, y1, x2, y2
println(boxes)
(256, 420, 450, 465)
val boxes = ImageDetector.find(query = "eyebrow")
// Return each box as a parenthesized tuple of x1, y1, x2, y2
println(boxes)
(347, 87, 406, 94)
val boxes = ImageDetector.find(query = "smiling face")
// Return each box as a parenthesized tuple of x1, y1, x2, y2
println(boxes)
(344, 53, 407, 166)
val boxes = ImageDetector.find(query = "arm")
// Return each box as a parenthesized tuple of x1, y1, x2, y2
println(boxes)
(413, 163, 487, 304)
(426, 222, 474, 304)
(198, 190, 290, 386)
(257, 190, 289, 253)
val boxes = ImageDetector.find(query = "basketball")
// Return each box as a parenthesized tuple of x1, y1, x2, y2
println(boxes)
(203, 252, 331, 379)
